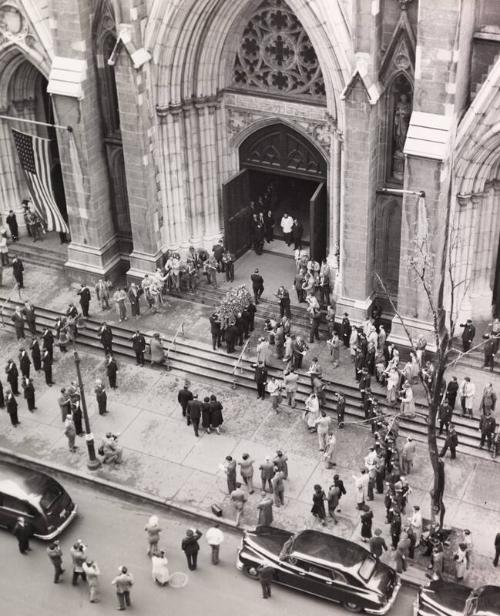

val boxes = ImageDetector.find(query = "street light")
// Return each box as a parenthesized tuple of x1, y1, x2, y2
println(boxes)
(71, 343, 101, 470)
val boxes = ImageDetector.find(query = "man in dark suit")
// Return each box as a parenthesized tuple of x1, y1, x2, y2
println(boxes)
(177, 383, 193, 419)
(186, 394, 202, 436)
(41, 327, 54, 363)
(258, 564, 274, 599)
(460, 319, 475, 352)
(30, 337, 41, 371)
(22, 377, 36, 411)
(12, 255, 24, 288)
(127, 283, 141, 318)
(18, 348, 31, 379)
(131, 330, 146, 365)
(77, 283, 91, 318)
(209, 312, 222, 350)
(106, 354, 118, 389)
(250, 269, 264, 304)
(13, 517, 33, 553)
(98, 323, 113, 355)
(42, 348, 54, 386)
(292, 218, 303, 250)
(255, 361, 268, 400)
(22, 301, 36, 336)
(359, 369, 371, 403)
(341, 313, 352, 347)
(94, 379, 108, 415)
(6, 209, 18, 241)
(6, 359, 19, 395)
(494, 532, 500, 567)
(6, 389, 19, 426)
(446, 376, 459, 409)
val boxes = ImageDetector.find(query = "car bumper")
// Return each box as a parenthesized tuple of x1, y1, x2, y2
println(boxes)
(34, 504, 78, 540)
(365, 578, 402, 615)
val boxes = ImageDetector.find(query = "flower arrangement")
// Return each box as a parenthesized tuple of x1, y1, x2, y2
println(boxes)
(215, 285, 252, 329)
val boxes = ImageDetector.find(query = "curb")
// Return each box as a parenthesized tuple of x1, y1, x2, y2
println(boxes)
(0, 446, 240, 533)
(0, 447, 425, 591)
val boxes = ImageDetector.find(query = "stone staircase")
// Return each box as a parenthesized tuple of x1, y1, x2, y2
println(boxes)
(0, 296, 496, 462)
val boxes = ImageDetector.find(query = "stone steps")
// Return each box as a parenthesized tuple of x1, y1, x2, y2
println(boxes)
(0, 296, 496, 462)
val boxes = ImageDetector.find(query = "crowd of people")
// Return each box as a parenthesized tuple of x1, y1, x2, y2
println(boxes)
(2, 210, 500, 590)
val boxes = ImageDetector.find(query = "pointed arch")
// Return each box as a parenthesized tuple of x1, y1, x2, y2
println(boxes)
(149, 0, 350, 130)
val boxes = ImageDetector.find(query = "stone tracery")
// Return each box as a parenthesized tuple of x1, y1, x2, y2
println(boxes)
(232, 0, 326, 101)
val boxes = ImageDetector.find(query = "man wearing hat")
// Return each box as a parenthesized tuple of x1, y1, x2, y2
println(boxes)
(6, 208, 18, 241)
(369, 528, 387, 559)
(181, 528, 203, 570)
(254, 361, 268, 400)
(460, 319, 475, 352)
(341, 313, 352, 347)
(250, 268, 264, 304)
(13, 516, 33, 554)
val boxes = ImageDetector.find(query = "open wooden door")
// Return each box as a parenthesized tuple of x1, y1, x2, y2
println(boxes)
(222, 169, 251, 259)
(309, 182, 327, 262)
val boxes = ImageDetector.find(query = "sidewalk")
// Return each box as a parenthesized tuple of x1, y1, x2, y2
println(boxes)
(0, 334, 499, 587)
(1, 263, 500, 588)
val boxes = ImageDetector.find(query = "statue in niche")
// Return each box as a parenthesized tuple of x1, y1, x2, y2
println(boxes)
(392, 89, 412, 182)
(394, 93, 411, 151)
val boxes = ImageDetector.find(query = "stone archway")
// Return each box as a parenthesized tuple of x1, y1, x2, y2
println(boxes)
(0, 53, 68, 238)
(223, 121, 328, 260)
(239, 122, 327, 180)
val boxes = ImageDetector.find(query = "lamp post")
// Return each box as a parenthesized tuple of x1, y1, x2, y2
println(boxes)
(72, 344, 101, 470)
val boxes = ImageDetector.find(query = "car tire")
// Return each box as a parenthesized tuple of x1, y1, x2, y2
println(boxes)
(243, 564, 259, 579)
(342, 600, 362, 613)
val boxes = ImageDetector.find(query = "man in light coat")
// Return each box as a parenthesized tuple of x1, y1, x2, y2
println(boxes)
(111, 565, 134, 610)
(314, 410, 332, 451)
(283, 368, 299, 408)
(401, 437, 416, 474)
(82, 560, 100, 603)
(205, 523, 224, 565)
(460, 376, 475, 416)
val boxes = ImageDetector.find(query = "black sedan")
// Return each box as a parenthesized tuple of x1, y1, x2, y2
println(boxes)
(415, 580, 500, 616)
(236, 526, 401, 614)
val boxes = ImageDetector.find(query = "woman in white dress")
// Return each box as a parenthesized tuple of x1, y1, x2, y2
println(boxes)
(400, 382, 416, 416)
(386, 367, 399, 406)
(408, 351, 420, 383)
(152, 550, 170, 586)
(304, 393, 320, 432)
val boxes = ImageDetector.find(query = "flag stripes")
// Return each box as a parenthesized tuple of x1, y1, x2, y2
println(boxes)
(11, 128, 69, 234)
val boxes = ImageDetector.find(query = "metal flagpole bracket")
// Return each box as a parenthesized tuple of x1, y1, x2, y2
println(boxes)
(0, 114, 73, 132)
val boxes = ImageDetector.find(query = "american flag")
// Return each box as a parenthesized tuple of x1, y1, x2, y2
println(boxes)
(11, 128, 69, 234)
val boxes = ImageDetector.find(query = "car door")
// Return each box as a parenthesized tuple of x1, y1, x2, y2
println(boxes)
(0, 494, 38, 532)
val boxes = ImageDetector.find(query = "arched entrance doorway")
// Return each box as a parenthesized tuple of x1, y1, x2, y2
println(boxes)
(223, 123, 328, 260)
(0, 56, 69, 243)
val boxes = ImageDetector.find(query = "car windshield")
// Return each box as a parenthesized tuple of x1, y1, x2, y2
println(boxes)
(40, 482, 63, 511)
(358, 556, 377, 581)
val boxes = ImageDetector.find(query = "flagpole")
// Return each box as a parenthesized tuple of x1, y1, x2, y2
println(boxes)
(0, 114, 72, 132)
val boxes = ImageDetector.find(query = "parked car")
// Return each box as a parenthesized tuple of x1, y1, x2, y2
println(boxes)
(0, 463, 77, 540)
(236, 526, 401, 614)
(415, 579, 500, 616)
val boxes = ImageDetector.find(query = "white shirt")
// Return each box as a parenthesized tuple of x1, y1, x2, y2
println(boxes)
(281, 215, 294, 233)
(206, 527, 224, 546)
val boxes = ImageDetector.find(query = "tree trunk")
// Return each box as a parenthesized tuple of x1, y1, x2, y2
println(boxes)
(428, 362, 447, 528)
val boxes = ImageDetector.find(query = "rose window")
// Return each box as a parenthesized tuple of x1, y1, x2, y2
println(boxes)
(232, 0, 326, 100)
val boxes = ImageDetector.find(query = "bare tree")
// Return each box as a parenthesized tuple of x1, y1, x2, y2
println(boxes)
(376, 217, 482, 529)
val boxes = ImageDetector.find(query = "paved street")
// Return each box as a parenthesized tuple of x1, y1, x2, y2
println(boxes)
(0, 473, 417, 614)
